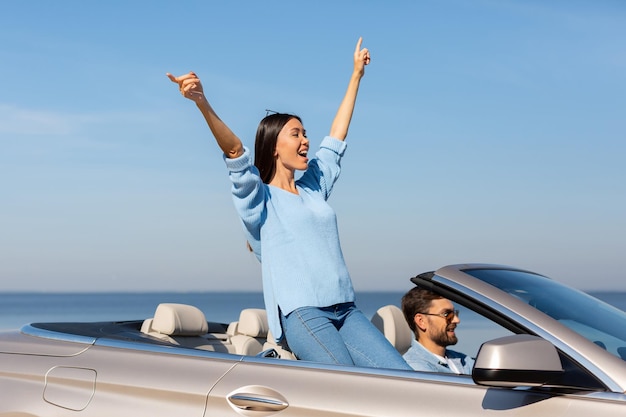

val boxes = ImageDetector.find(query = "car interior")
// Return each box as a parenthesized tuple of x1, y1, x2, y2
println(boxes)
(136, 302, 413, 360)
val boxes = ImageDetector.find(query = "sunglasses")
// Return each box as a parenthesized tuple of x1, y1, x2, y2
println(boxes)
(417, 309, 459, 322)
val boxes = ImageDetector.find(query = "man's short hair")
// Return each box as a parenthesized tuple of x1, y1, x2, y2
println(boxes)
(401, 287, 444, 337)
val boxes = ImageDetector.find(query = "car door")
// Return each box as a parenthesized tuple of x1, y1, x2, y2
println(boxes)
(205, 358, 580, 417)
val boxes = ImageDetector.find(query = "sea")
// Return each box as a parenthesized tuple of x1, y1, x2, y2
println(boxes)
(1, 291, 625, 332)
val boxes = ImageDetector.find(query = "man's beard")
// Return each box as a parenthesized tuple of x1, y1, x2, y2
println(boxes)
(432, 325, 458, 347)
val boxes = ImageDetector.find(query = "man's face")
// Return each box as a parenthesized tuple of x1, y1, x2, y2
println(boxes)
(423, 298, 461, 348)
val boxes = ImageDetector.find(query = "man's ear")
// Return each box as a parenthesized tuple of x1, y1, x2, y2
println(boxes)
(414, 313, 427, 332)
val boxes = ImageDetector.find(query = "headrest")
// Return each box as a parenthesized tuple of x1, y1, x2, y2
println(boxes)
(237, 309, 268, 338)
(151, 303, 209, 336)
(371, 305, 413, 354)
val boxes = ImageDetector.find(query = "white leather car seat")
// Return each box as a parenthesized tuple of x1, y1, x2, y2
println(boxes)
(371, 305, 414, 355)
(229, 309, 269, 356)
(142, 303, 230, 351)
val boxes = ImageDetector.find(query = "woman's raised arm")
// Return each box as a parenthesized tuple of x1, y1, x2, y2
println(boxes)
(329, 37, 371, 141)
(167, 72, 244, 158)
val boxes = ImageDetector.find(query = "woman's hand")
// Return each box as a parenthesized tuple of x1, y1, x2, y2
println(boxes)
(353, 37, 370, 77)
(166, 71, 206, 104)
(329, 37, 370, 140)
(167, 71, 243, 157)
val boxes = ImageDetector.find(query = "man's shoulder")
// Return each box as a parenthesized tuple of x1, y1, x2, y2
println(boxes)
(404, 341, 428, 361)
(403, 342, 440, 371)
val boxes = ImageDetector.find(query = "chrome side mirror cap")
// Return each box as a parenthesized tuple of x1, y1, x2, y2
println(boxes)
(472, 334, 563, 387)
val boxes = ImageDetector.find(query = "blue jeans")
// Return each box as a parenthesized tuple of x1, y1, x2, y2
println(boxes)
(280, 302, 412, 370)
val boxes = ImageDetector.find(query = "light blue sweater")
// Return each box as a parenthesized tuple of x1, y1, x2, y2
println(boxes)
(223, 136, 355, 341)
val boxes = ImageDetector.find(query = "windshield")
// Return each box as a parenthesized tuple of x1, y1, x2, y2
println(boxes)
(464, 268, 626, 361)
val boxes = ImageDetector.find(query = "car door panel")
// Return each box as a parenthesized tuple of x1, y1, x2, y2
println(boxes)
(207, 360, 576, 417)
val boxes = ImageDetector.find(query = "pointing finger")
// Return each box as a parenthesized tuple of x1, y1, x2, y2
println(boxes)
(167, 71, 198, 83)
(166, 72, 178, 83)
(355, 37, 363, 54)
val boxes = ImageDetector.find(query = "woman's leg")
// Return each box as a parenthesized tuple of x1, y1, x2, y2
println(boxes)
(338, 304, 413, 370)
(281, 306, 355, 365)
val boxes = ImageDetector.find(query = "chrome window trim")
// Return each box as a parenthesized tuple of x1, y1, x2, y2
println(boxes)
(21, 324, 97, 345)
(575, 392, 626, 403)
(94, 337, 242, 361)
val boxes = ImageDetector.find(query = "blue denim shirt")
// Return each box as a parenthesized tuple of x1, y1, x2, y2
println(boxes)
(403, 339, 474, 374)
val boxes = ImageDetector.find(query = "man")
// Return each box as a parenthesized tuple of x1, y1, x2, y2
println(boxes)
(401, 287, 474, 374)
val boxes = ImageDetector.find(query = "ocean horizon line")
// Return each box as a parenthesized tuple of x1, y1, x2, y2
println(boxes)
(0, 289, 623, 294)
(0, 289, 407, 294)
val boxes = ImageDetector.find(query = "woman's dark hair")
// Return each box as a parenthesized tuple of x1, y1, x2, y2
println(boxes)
(254, 113, 302, 183)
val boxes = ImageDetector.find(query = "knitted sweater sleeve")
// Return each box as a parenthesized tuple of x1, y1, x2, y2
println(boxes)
(299, 136, 347, 199)
(223, 147, 265, 259)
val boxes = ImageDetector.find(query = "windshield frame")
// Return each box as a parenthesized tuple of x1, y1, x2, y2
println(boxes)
(463, 268, 626, 361)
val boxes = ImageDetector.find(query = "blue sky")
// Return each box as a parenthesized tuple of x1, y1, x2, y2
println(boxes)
(1, 0, 624, 292)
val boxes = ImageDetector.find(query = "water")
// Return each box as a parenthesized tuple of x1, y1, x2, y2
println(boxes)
(0, 291, 413, 331)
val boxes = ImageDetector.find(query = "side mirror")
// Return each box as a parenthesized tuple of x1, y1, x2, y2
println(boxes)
(472, 334, 563, 387)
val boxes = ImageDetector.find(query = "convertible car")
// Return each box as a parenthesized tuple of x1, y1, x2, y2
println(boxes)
(1, 264, 625, 416)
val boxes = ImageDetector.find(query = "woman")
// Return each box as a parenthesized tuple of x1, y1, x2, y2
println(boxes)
(168, 38, 410, 369)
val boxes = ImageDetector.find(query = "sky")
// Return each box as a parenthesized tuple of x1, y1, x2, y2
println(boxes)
(1, 0, 624, 293)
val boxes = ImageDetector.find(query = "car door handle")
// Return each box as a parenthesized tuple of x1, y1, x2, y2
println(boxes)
(228, 393, 289, 411)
